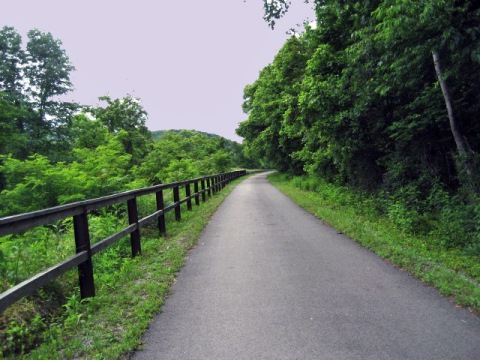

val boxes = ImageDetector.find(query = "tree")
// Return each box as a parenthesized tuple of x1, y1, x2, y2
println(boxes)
(70, 113, 108, 150)
(250, 0, 479, 190)
(0, 93, 32, 159)
(236, 0, 480, 245)
(238, 36, 310, 173)
(0, 26, 24, 100)
(0, 27, 32, 160)
(373, 0, 480, 184)
(0, 139, 132, 216)
(1, 28, 78, 158)
(92, 95, 152, 164)
(24, 29, 75, 121)
(135, 130, 236, 185)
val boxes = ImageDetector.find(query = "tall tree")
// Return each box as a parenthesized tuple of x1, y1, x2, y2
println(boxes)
(0, 93, 33, 159)
(0, 26, 24, 100)
(0, 27, 37, 159)
(24, 29, 74, 121)
(92, 95, 152, 164)
(374, 0, 480, 182)
(238, 36, 310, 173)
(0, 28, 78, 157)
(252, 0, 479, 190)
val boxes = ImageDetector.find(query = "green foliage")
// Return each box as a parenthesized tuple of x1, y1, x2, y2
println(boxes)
(24, 29, 74, 122)
(0, 174, 245, 358)
(0, 154, 66, 214)
(237, 36, 310, 173)
(262, 0, 292, 29)
(0, 24, 249, 359)
(135, 130, 236, 184)
(0, 27, 23, 97)
(69, 134, 132, 199)
(0, 119, 244, 219)
(0, 135, 131, 216)
(241, 0, 480, 188)
(238, 0, 480, 256)
(90, 95, 153, 165)
(0, 93, 32, 160)
(432, 193, 480, 251)
(0, 26, 78, 159)
(0, 26, 246, 215)
(0, 222, 74, 293)
(277, 171, 480, 257)
(70, 113, 108, 149)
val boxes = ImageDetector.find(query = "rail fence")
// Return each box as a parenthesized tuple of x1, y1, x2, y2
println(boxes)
(0, 170, 247, 312)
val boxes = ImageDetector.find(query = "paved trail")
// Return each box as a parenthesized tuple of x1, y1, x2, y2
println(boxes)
(132, 173, 480, 360)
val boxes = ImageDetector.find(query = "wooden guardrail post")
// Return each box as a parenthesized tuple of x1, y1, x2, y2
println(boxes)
(73, 211, 95, 299)
(173, 186, 181, 221)
(127, 197, 141, 256)
(194, 181, 200, 206)
(186, 183, 192, 211)
(212, 177, 217, 195)
(207, 178, 212, 197)
(156, 189, 166, 236)
(201, 179, 206, 202)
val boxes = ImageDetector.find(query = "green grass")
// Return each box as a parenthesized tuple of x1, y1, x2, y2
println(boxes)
(1, 176, 247, 359)
(268, 173, 480, 315)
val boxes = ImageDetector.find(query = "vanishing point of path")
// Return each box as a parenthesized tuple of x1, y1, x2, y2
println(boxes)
(132, 173, 480, 360)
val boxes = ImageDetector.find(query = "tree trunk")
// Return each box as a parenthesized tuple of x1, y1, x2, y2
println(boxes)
(432, 50, 472, 175)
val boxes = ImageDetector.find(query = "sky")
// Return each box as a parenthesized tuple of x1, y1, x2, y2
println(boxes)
(2, 1, 315, 142)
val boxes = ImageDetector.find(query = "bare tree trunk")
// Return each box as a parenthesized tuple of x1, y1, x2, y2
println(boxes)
(432, 50, 472, 175)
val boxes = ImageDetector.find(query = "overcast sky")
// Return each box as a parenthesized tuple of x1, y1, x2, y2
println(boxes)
(2, 1, 315, 142)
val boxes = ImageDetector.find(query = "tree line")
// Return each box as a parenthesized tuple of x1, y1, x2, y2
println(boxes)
(0, 26, 249, 217)
(238, 0, 480, 250)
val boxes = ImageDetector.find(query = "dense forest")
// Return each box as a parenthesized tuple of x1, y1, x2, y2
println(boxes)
(238, 0, 480, 252)
(0, 26, 251, 218)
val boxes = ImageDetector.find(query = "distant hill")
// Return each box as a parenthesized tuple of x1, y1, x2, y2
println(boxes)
(151, 129, 222, 141)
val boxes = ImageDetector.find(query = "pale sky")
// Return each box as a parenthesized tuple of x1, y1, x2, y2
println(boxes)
(2, 1, 315, 142)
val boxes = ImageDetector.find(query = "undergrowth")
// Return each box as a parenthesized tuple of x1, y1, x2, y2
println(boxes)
(0, 177, 246, 358)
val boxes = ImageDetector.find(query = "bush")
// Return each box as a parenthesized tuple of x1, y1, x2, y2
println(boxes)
(284, 173, 480, 255)
(432, 194, 480, 252)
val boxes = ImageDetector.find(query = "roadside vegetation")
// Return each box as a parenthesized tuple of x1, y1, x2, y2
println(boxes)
(0, 26, 258, 357)
(1, 177, 246, 358)
(269, 173, 480, 314)
(0, 26, 256, 219)
(3, 0, 480, 355)
(238, 0, 480, 312)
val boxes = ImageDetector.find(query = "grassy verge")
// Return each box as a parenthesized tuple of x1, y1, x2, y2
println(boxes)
(3, 176, 247, 359)
(268, 173, 480, 315)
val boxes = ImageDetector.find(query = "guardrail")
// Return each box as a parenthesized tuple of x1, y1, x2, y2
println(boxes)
(0, 170, 246, 312)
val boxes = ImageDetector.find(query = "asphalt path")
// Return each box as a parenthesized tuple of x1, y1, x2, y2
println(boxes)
(132, 173, 480, 360)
